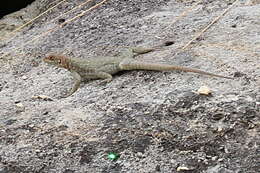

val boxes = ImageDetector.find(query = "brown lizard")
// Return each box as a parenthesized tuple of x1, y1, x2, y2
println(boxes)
(43, 46, 233, 97)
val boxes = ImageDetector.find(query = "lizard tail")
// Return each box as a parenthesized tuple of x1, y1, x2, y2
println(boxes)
(120, 61, 233, 79)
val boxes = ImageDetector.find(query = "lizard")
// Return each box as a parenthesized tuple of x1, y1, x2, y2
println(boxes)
(43, 46, 233, 97)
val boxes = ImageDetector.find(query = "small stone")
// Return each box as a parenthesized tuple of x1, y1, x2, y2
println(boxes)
(217, 126, 224, 132)
(21, 75, 28, 80)
(108, 152, 120, 161)
(177, 166, 192, 171)
(218, 158, 224, 162)
(32, 95, 53, 101)
(198, 86, 212, 95)
(212, 156, 218, 161)
(15, 103, 24, 108)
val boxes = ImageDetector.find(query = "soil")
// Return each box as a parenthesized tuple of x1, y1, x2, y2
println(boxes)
(0, 0, 259, 172)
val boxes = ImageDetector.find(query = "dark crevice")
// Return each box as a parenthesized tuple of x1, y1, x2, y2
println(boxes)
(0, 0, 35, 18)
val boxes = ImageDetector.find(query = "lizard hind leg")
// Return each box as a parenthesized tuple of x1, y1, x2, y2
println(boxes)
(119, 47, 155, 58)
(121, 41, 172, 57)
(131, 47, 155, 54)
(63, 71, 82, 98)
(131, 41, 174, 55)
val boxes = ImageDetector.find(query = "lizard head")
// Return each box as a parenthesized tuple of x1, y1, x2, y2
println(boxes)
(43, 54, 69, 69)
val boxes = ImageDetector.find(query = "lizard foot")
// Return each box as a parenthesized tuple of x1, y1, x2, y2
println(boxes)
(97, 78, 112, 85)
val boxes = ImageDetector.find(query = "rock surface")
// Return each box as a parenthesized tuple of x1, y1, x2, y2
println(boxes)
(0, 0, 259, 172)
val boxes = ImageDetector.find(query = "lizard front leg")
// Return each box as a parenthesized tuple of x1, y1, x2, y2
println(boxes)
(63, 71, 82, 97)
(64, 71, 113, 97)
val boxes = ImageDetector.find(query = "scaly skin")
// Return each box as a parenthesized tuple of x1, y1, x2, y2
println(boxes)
(43, 46, 233, 97)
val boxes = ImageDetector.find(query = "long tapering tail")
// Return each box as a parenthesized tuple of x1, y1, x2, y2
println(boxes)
(119, 60, 233, 79)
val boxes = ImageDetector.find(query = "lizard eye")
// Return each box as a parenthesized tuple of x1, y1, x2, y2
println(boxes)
(48, 56, 54, 60)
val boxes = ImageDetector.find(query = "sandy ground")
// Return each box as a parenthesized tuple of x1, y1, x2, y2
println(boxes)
(0, 0, 259, 172)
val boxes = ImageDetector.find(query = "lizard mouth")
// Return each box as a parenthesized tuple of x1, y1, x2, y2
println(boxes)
(43, 58, 54, 64)
(43, 55, 69, 69)
(43, 54, 60, 65)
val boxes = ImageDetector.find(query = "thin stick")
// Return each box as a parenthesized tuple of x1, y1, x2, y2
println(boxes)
(0, 0, 68, 42)
(164, 0, 203, 30)
(60, 0, 108, 27)
(47, 0, 95, 28)
(182, 0, 240, 50)
(0, 0, 96, 56)
(0, 0, 109, 59)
